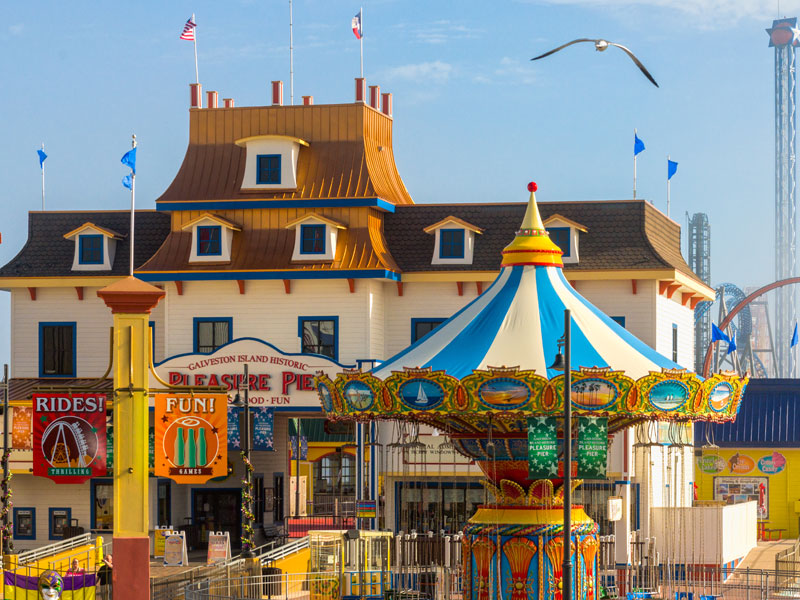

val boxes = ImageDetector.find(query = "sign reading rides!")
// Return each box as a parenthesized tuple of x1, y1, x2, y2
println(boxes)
(155, 393, 228, 484)
(32, 393, 107, 484)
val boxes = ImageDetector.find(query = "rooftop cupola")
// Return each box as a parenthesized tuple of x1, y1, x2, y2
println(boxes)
(500, 182, 563, 268)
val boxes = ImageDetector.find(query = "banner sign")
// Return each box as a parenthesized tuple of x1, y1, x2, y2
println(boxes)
(227, 407, 241, 450)
(578, 417, 608, 479)
(253, 407, 275, 451)
(32, 393, 107, 484)
(290, 435, 308, 460)
(528, 416, 558, 478)
(154, 393, 228, 484)
(356, 500, 377, 518)
(11, 407, 32, 449)
(153, 338, 348, 407)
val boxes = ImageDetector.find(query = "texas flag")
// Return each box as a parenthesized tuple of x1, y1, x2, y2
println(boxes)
(352, 10, 362, 39)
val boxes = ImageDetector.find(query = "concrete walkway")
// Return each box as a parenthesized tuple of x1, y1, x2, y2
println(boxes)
(737, 540, 795, 570)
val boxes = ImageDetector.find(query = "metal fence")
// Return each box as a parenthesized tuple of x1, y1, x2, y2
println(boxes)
(184, 571, 338, 600)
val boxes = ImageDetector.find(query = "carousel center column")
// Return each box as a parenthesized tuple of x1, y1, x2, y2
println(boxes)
(98, 277, 165, 600)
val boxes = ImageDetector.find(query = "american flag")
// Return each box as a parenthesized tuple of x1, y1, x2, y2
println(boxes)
(180, 16, 196, 41)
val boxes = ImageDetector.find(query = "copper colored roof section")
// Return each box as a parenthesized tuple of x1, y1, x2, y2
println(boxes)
(97, 276, 166, 314)
(137, 206, 399, 274)
(9, 378, 113, 402)
(156, 103, 413, 205)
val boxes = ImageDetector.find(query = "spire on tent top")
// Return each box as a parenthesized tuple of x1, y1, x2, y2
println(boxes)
(500, 182, 564, 268)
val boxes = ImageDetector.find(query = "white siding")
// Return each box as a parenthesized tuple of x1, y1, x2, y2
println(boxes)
(655, 294, 695, 369)
(366, 280, 385, 362)
(11, 287, 113, 378)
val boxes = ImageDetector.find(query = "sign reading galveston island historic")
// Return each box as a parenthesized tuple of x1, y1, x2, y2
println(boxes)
(32, 393, 107, 484)
(152, 339, 349, 408)
(154, 393, 228, 484)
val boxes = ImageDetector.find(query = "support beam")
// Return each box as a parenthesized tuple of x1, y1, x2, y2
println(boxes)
(283, 279, 291, 294)
(237, 280, 246, 295)
(476, 282, 483, 295)
(27, 287, 36, 301)
(175, 281, 184, 296)
(457, 282, 464, 296)
(75, 287, 84, 301)
(690, 297, 702, 310)
(681, 292, 693, 307)
(658, 281, 671, 296)
(569, 280, 576, 288)
(348, 278, 355, 293)
(666, 283, 681, 299)
(631, 280, 638, 295)
(396, 282, 403, 296)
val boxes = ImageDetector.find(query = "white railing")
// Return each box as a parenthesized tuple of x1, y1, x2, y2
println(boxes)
(260, 536, 309, 566)
(184, 571, 336, 600)
(16, 532, 94, 565)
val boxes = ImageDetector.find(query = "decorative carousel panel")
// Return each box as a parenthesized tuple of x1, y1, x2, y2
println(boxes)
(461, 368, 549, 412)
(700, 372, 748, 420)
(570, 369, 634, 412)
(382, 368, 462, 414)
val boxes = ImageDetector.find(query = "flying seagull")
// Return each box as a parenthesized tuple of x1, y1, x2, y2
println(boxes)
(531, 38, 659, 88)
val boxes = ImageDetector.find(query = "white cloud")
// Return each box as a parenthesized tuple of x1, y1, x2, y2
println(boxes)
(8, 24, 23, 36)
(394, 20, 482, 44)
(531, 0, 800, 26)
(475, 57, 537, 85)
(385, 61, 454, 83)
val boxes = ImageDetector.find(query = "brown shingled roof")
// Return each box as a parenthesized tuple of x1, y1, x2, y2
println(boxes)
(383, 200, 702, 283)
(156, 104, 413, 205)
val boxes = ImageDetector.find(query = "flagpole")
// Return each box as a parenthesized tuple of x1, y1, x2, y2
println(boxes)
(360, 6, 364, 79)
(633, 128, 637, 200)
(289, 0, 294, 105)
(667, 154, 671, 218)
(192, 14, 199, 84)
(129, 135, 136, 277)
(40, 143, 45, 211)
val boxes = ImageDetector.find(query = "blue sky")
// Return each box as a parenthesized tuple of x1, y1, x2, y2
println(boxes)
(0, 0, 794, 366)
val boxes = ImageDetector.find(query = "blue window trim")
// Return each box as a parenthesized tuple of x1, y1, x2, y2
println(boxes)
(439, 229, 465, 259)
(256, 154, 281, 185)
(149, 321, 156, 360)
(39, 322, 76, 378)
(90, 478, 113, 531)
(546, 227, 571, 258)
(78, 234, 104, 265)
(411, 318, 446, 343)
(297, 316, 339, 361)
(300, 224, 326, 255)
(48, 507, 71, 540)
(610, 316, 626, 329)
(197, 225, 222, 256)
(193, 317, 233, 354)
(13, 507, 36, 540)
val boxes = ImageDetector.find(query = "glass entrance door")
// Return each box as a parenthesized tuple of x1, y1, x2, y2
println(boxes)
(193, 489, 241, 547)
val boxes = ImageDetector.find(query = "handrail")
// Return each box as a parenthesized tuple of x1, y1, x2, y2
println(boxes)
(259, 535, 309, 565)
(16, 533, 94, 565)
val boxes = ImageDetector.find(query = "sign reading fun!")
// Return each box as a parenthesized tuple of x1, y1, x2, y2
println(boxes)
(153, 339, 347, 407)
(154, 393, 228, 484)
(32, 393, 107, 484)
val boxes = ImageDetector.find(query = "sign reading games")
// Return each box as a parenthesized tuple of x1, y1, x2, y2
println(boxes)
(32, 393, 107, 484)
(155, 393, 228, 484)
(153, 339, 348, 407)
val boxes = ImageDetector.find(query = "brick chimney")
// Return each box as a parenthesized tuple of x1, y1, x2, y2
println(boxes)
(271, 81, 284, 106)
(190, 83, 202, 109)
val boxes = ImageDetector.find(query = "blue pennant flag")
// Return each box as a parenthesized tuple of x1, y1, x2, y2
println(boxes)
(121, 147, 137, 174)
(792, 323, 799, 348)
(711, 323, 730, 344)
(634, 133, 645, 156)
(668, 159, 678, 180)
(727, 337, 737, 355)
(37, 149, 47, 168)
(122, 174, 133, 190)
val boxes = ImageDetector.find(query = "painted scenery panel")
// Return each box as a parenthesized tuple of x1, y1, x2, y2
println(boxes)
(708, 382, 733, 412)
(400, 379, 444, 410)
(344, 380, 374, 411)
(649, 380, 689, 411)
(478, 378, 531, 409)
(571, 379, 618, 410)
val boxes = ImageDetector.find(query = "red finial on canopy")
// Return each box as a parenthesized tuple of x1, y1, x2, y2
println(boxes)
(527, 182, 538, 192)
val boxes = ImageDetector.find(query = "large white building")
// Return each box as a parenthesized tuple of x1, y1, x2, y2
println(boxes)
(0, 80, 712, 550)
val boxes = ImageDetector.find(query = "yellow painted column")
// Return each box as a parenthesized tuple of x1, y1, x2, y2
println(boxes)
(98, 277, 165, 600)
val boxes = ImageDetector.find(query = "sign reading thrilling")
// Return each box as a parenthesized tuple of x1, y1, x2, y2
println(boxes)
(155, 393, 228, 484)
(32, 393, 107, 484)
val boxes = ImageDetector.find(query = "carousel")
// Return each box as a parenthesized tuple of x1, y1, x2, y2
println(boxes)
(316, 182, 747, 600)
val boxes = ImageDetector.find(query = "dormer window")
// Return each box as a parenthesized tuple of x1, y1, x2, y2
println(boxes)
(79, 235, 103, 265)
(197, 226, 222, 256)
(285, 214, 347, 262)
(440, 229, 465, 259)
(257, 155, 281, 184)
(423, 216, 483, 265)
(543, 214, 587, 265)
(182, 213, 241, 264)
(300, 224, 326, 254)
(235, 135, 308, 190)
(63, 222, 122, 271)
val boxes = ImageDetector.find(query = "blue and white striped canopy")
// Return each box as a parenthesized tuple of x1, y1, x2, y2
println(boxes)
(373, 188, 683, 381)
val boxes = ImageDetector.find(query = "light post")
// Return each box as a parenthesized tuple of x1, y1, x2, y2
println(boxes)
(550, 309, 572, 600)
(233, 363, 254, 558)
